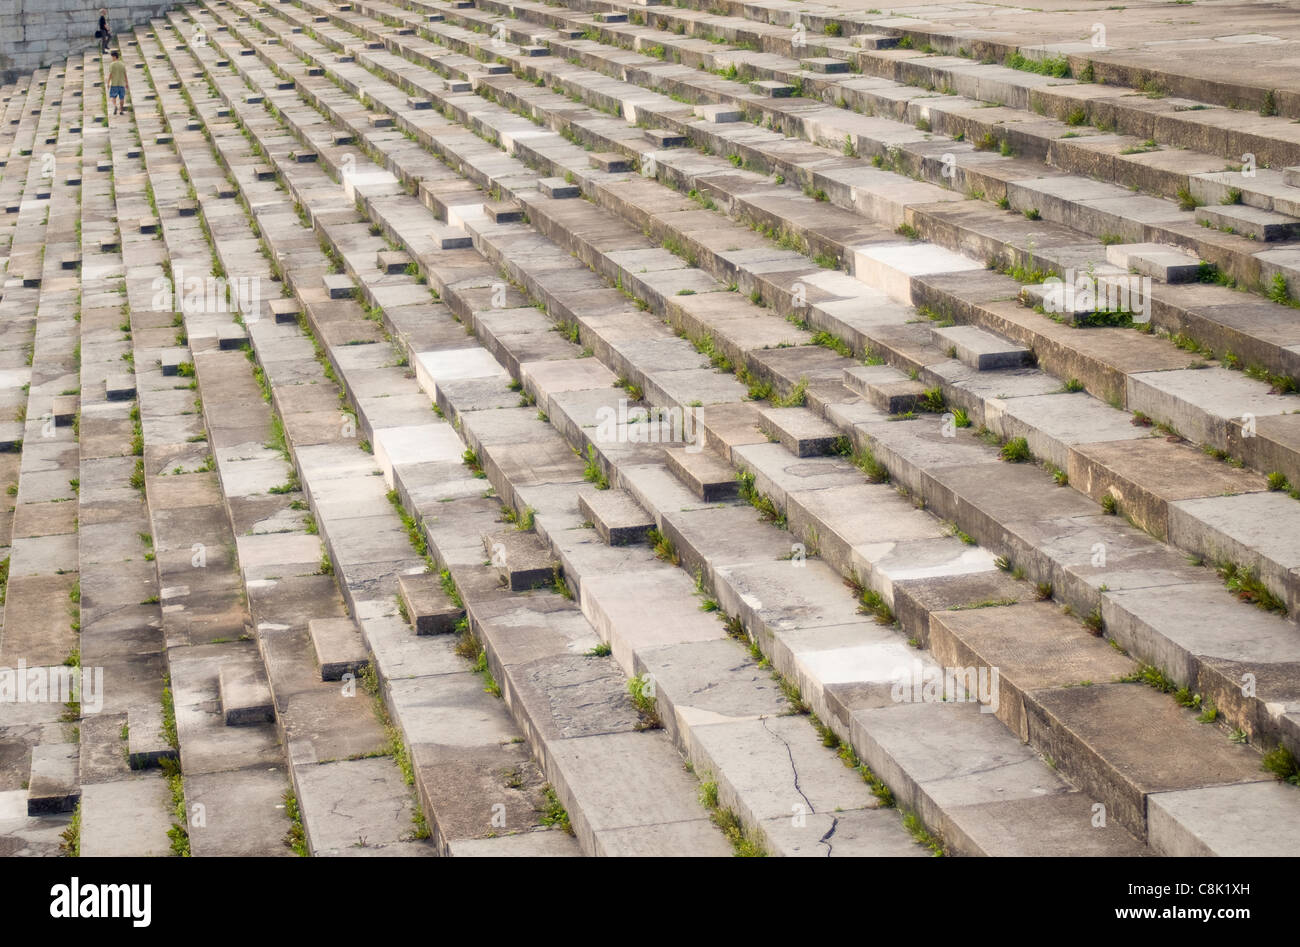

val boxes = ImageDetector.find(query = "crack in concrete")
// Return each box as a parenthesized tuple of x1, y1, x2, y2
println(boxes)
(818, 815, 839, 858)
(760, 714, 829, 854)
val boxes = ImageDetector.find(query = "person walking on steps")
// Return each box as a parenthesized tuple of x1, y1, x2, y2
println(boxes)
(96, 8, 112, 54)
(108, 49, 127, 117)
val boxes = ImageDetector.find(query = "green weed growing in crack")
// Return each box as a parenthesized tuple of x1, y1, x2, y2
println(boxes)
(628, 674, 661, 730)
(698, 779, 765, 856)
(539, 785, 573, 834)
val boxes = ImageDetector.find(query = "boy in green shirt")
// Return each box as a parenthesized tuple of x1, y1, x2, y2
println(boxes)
(108, 49, 127, 117)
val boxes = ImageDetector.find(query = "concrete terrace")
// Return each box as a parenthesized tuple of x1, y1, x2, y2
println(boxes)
(0, 0, 1298, 858)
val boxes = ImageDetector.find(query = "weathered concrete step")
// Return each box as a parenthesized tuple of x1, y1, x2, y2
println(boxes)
(664, 445, 738, 501)
(127, 704, 177, 769)
(539, 176, 579, 199)
(1026, 681, 1271, 841)
(644, 128, 686, 149)
(377, 248, 410, 273)
(1104, 242, 1201, 284)
(843, 364, 926, 413)
(78, 776, 175, 856)
(849, 700, 1146, 856)
(483, 526, 556, 590)
(577, 487, 653, 545)
(217, 662, 276, 725)
(308, 617, 370, 681)
(1195, 203, 1300, 242)
(756, 405, 841, 457)
(396, 571, 464, 634)
(268, 296, 302, 323)
(926, 601, 1268, 840)
(105, 372, 136, 400)
(1148, 781, 1300, 856)
(27, 743, 79, 815)
(1068, 436, 1268, 544)
(927, 602, 1135, 739)
(1165, 490, 1300, 617)
(800, 57, 850, 74)
(930, 324, 1030, 372)
(51, 393, 76, 425)
(323, 272, 355, 298)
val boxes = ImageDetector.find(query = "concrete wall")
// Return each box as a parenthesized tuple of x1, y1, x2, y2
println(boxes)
(0, 1, 179, 83)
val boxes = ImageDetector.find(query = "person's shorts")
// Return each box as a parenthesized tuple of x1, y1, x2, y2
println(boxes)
(109, 85, 125, 100)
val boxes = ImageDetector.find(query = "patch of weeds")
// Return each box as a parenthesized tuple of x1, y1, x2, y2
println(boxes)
(539, 785, 573, 833)
(1261, 746, 1300, 785)
(1122, 663, 1178, 693)
(857, 584, 895, 625)
(628, 674, 662, 730)
(918, 387, 946, 413)
(903, 810, 945, 855)
(1082, 606, 1104, 635)
(440, 570, 463, 609)
(736, 469, 786, 527)
(851, 445, 890, 483)
(698, 780, 765, 856)
(283, 790, 309, 855)
(162, 758, 190, 856)
(648, 528, 679, 565)
(1217, 561, 1287, 614)
(999, 436, 1031, 463)
(1176, 186, 1203, 211)
(1005, 51, 1069, 78)
(582, 444, 609, 490)
(462, 447, 486, 478)
(59, 802, 81, 856)
(1267, 272, 1292, 306)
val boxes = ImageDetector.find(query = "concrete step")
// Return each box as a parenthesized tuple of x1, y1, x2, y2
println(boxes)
(755, 405, 841, 457)
(27, 744, 80, 815)
(930, 324, 1030, 372)
(1196, 203, 1300, 242)
(126, 705, 176, 770)
(1104, 243, 1202, 284)
(396, 572, 464, 634)
(484, 527, 557, 591)
(218, 662, 276, 725)
(308, 617, 370, 681)
(843, 364, 926, 414)
(577, 487, 654, 545)
(664, 445, 739, 501)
